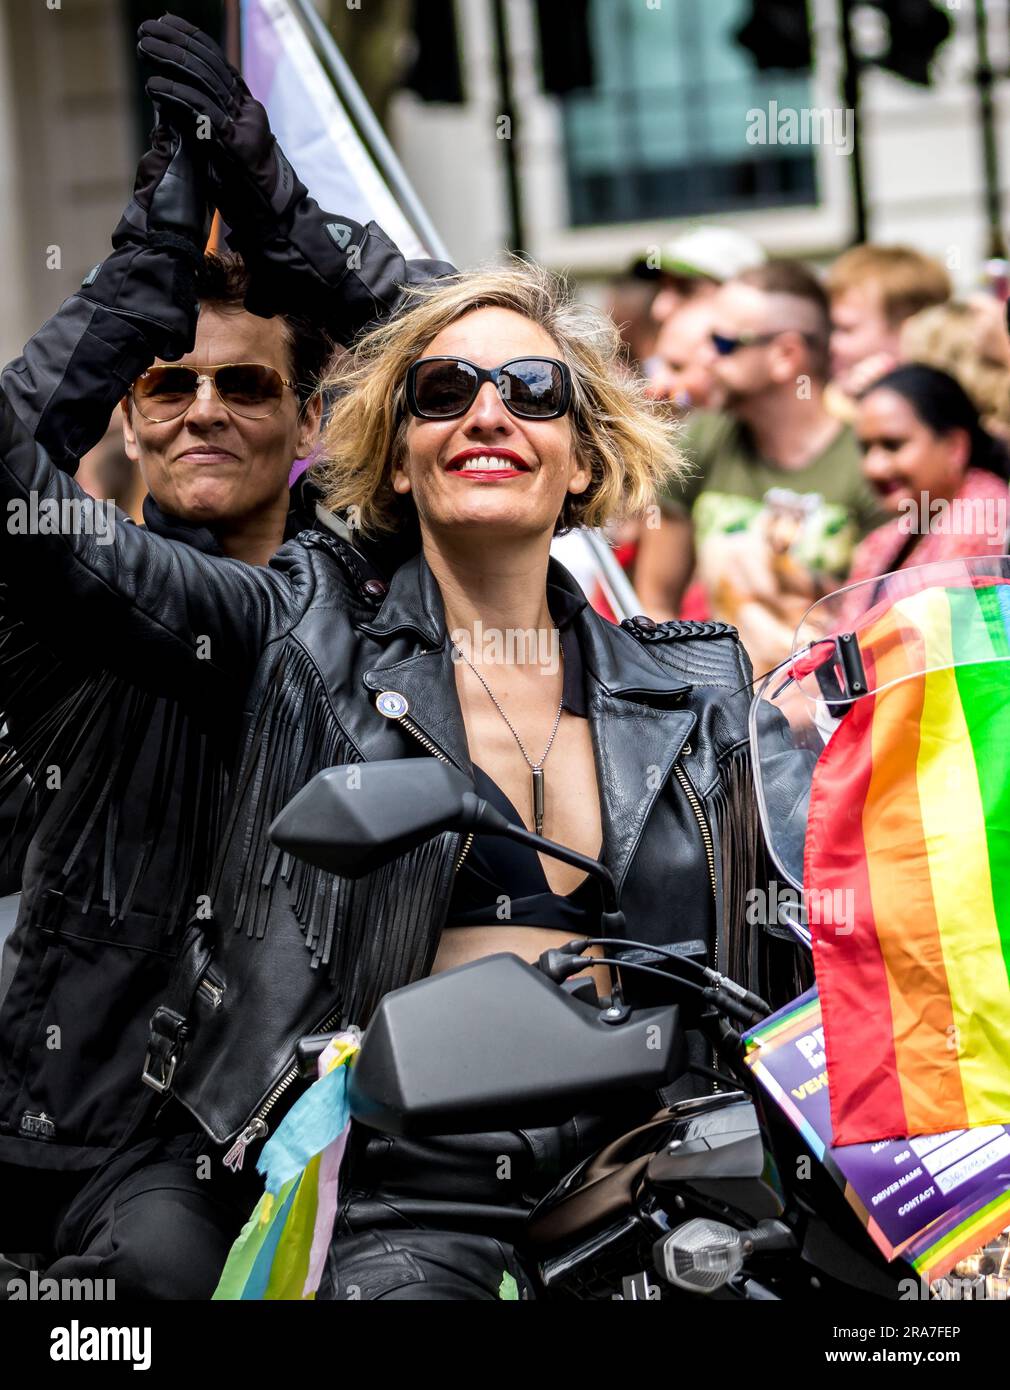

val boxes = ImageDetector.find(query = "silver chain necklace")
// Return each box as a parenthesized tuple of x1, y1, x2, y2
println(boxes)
(452, 632, 563, 837)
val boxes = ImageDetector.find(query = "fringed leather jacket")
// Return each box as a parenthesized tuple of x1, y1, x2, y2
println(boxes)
(0, 484, 321, 1170)
(0, 389, 803, 1160)
(0, 206, 453, 1173)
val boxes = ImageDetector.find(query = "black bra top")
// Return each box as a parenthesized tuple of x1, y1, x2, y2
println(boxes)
(444, 577, 601, 932)
(445, 765, 602, 932)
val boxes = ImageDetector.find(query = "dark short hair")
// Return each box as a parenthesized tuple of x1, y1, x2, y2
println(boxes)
(860, 362, 1010, 482)
(195, 251, 335, 407)
(734, 259, 832, 380)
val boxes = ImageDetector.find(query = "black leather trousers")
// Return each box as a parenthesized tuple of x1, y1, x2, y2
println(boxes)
(319, 1105, 650, 1301)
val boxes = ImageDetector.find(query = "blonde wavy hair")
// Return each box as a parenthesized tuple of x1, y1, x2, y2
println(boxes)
(313, 257, 686, 537)
(900, 300, 1010, 436)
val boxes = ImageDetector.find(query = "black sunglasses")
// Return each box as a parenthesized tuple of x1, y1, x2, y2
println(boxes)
(710, 329, 821, 357)
(710, 331, 784, 357)
(405, 356, 573, 421)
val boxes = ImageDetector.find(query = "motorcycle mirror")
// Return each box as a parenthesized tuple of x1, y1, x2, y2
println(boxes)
(271, 757, 622, 918)
(268, 758, 475, 878)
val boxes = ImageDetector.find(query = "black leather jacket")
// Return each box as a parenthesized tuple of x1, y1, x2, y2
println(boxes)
(0, 207, 453, 1172)
(0, 482, 321, 1170)
(0, 388, 798, 1157)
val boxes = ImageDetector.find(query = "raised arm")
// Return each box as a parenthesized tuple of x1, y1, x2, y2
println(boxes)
(2, 119, 210, 471)
(137, 14, 456, 350)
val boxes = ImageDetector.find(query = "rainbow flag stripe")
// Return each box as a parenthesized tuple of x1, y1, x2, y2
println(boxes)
(806, 581, 1010, 1144)
(213, 1032, 359, 1301)
(907, 1186, 1010, 1283)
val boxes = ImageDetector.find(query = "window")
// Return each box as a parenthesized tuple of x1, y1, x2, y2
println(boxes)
(562, 0, 817, 226)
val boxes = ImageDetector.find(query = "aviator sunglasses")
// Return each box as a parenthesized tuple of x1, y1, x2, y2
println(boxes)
(405, 356, 573, 421)
(131, 363, 298, 422)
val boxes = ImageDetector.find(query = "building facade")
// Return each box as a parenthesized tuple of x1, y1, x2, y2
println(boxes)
(0, 0, 1008, 361)
(390, 0, 1010, 290)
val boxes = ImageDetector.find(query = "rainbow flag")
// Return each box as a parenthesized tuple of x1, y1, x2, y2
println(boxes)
(744, 989, 1010, 1282)
(804, 580, 1010, 1144)
(213, 1031, 360, 1300)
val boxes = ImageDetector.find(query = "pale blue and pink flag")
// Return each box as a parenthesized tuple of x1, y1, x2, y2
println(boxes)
(240, 0, 426, 260)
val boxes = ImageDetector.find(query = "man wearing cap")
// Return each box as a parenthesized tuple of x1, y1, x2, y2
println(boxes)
(631, 225, 767, 328)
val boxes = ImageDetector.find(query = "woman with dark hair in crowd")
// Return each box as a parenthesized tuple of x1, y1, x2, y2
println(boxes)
(849, 362, 1010, 586)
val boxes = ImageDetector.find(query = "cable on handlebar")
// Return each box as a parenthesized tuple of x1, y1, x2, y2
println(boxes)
(573, 938, 770, 1017)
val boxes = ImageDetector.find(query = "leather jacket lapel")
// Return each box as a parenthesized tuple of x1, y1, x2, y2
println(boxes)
(362, 645, 473, 774)
(360, 551, 472, 773)
(572, 599, 697, 893)
(360, 551, 697, 891)
(588, 689, 696, 895)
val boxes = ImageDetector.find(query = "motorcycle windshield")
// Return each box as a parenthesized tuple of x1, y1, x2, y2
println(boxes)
(792, 555, 1010, 699)
(750, 556, 1010, 901)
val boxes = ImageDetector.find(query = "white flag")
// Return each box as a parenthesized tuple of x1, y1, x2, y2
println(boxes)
(241, 0, 427, 260)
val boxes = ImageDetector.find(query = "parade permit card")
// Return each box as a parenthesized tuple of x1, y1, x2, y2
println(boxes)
(743, 990, 1010, 1281)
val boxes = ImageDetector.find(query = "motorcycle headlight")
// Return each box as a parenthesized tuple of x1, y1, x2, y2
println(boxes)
(653, 1218, 744, 1293)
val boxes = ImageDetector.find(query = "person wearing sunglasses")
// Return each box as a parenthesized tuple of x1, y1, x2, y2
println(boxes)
(635, 260, 883, 673)
(0, 15, 453, 1299)
(1, 13, 800, 1301)
(0, 242, 805, 1297)
(122, 348, 317, 568)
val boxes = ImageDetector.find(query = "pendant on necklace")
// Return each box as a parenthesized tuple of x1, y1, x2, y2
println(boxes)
(531, 765, 545, 837)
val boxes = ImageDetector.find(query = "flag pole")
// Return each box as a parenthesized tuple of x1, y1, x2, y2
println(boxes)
(582, 532, 641, 623)
(225, 0, 241, 64)
(206, 0, 243, 252)
(290, 0, 451, 261)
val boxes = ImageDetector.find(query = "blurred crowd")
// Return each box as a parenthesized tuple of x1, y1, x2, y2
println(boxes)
(72, 219, 1010, 677)
(588, 230, 1010, 674)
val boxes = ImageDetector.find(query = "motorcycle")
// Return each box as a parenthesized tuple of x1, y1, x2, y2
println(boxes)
(271, 760, 905, 1301)
(8, 557, 1008, 1301)
(274, 555, 1010, 1301)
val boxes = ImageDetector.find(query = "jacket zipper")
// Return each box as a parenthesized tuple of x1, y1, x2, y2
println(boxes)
(672, 750, 716, 978)
(225, 711, 474, 1171)
(395, 712, 473, 872)
(672, 754, 722, 1090)
(223, 1001, 347, 1171)
(672, 759, 717, 926)
(197, 977, 223, 1009)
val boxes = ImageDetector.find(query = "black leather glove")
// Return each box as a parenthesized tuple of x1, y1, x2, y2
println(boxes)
(138, 13, 456, 345)
(1, 118, 210, 469)
(82, 115, 211, 361)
